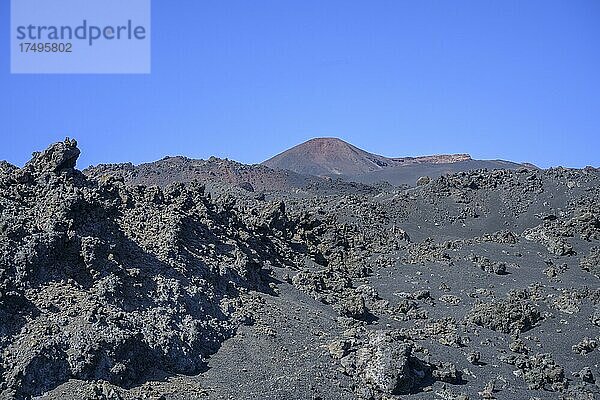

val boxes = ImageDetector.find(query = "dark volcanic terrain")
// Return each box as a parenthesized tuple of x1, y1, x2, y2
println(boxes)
(263, 138, 529, 185)
(84, 155, 379, 196)
(1, 139, 599, 400)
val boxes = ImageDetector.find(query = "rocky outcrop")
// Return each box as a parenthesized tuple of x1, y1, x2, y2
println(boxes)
(25, 137, 80, 173)
(0, 140, 301, 398)
(466, 299, 541, 334)
(329, 329, 433, 398)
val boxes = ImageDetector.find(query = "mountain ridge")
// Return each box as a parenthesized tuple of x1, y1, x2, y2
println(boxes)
(84, 137, 532, 188)
(262, 137, 529, 185)
(263, 138, 477, 176)
(83, 154, 379, 195)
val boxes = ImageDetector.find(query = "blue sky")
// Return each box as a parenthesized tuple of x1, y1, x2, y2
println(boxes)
(1, 0, 599, 168)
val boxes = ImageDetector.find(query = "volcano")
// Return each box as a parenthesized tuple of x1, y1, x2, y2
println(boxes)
(262, 137, 528, 185)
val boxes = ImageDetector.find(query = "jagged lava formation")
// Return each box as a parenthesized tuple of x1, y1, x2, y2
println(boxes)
(0, 139, 303, 398)
(0, 139, 599, 400)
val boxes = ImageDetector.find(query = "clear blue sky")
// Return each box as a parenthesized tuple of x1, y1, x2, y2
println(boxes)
(1, 0, 599, 168)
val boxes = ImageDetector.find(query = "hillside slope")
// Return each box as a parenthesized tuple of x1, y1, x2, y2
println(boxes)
(263, 137, 528, 185)
(84, 155, 378, 195)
